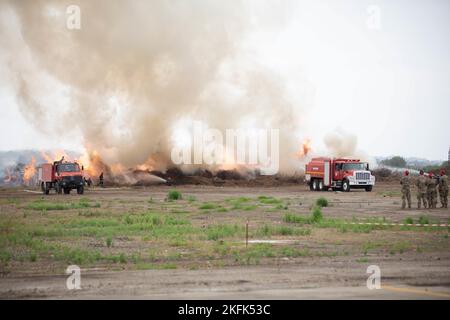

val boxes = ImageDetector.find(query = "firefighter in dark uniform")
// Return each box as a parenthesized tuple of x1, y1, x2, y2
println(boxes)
(99, 172, 104, 188)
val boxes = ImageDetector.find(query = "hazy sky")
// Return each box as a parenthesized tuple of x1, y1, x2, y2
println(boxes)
(1, 0, 449, 160)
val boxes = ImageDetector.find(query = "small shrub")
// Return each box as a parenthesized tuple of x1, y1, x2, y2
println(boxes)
(316, 197, 328, 208)
(167, 190, 182, 201)
(418, 216, 429, 225)
(404, 217, 414, 225)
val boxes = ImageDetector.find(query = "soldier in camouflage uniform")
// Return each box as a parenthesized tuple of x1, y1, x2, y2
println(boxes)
(426, 172, 438, 209)
(400, 170, 411, 209)
(415, 170, 428, 209)
(438, 169, 448, 208)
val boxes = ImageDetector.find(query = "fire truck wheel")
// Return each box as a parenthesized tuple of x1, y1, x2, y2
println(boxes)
(342, 180, 350, 192)
(77, 186, 84, 195)
(41, 183, 49, 195)
(318, 179, 324, 191)
(312, 179, 319, 191)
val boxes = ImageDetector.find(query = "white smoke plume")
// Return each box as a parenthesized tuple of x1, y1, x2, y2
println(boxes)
(1, 0, 370, 177)
(323, 128, 375, 167)
(324, 129, 358, 158)
(1, 0, 309, 175)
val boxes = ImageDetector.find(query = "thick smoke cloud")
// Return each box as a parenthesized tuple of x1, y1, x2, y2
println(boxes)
(323, 128, 374, 167)
(1, 0, 366, 175)
(1, 0, 308, 173)
(324, 129, 358, 158)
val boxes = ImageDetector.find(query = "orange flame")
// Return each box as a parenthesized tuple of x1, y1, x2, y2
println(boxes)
(77, 150, 106, 178)
(296, 139, 311, 159)
(23, 156, 37, 183)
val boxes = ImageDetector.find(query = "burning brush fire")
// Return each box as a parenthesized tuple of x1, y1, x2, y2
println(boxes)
(23, 156, 36, 184)
(2, 137, 313, 187)
(1, 149, 167, 187)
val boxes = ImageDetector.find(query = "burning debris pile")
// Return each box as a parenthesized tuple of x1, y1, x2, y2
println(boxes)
(1, 149, 306, 187)
(148, 167, 303, 187)
(2, 156, 39, 186)
(0, 150, 168, 187)
(2, 163, 26, 186)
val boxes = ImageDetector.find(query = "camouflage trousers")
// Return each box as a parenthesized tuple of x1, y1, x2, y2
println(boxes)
(416, 192, 427, 209)
(439, 189, 448, 208)
(427, 191, 437, 209)
(402, 189, 411, 209)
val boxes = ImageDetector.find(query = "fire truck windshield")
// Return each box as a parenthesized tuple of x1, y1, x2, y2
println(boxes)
(342, 163, 367, 171)
(57, 163, 80, 173)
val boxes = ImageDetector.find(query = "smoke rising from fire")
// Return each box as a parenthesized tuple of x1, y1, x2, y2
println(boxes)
(1, 0, 309, 175)
(1, 0, 365, 177)
(324, 130, 358, 158)
(323, 128, 374, 166)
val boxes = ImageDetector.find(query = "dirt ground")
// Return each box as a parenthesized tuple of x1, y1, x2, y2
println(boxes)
(0, 182, 449, 299)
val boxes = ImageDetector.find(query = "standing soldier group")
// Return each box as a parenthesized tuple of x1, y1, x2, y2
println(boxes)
(400, 169, 448, 209)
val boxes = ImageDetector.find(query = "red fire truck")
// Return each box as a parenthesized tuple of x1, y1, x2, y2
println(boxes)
(38, 158, 85, 195)
(305, 157, 375, 192)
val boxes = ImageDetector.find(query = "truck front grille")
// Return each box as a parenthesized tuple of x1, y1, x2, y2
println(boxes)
(356, 172, 370, 180)
(63, 176, 83, 183)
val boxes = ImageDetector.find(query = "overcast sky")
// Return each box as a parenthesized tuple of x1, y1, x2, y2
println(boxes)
(0, 0, 449, 160)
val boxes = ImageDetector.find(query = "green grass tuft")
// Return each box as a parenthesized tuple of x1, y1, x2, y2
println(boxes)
(418, 216, 429, 225)
(106, 236, 113, 248)
(257, 196, 282, 205)
(167, 190, 182, 201)
(199, 202, 220, 210)
(26, 199, 100, 211)
(311, 206, 323, 223)
(186, 195, 197, 202)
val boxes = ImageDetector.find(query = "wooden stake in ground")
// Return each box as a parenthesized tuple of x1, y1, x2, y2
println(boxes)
(246, 219, 249, 248)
